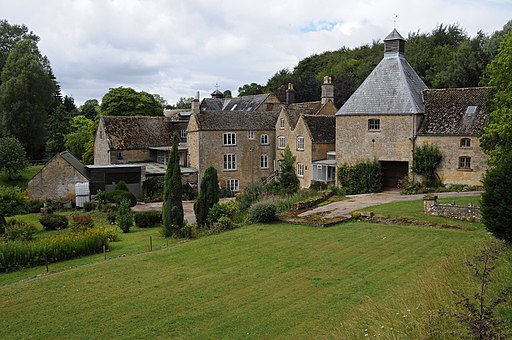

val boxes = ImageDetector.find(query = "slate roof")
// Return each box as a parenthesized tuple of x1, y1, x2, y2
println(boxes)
(201, 98, 224, 111)
(384, 28, 405, 41)
(200, 93, 274, 112)
(60, 151, 90, 179)
(100, 116, 173, 149)
(337, 54, 427, 115)
(418, 87, 491, 136)
(284, 101, 324, 128)
(302, 115, 336, 143)
(193, 111, 279, 131)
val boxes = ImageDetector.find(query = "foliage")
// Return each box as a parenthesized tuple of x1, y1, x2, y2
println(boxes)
(168, 97, 193, 110)
(0, 186, 26, 228)
(0, 136, 29, 179)
(275, 145, 299, 195)
(481, 150, 512, 243)
(114, 180, 129, 192)
(162, 133, 184, 236)
(134, 211, 162, 228)
(116, 199, 133, 233)
(39, 214, 69, 231)
(398, 177, 425, 195)
(412, 143, 443, 188)
(142, 176, 164, 202)
(238, 182, 265, 210)
(105, 190, 136, 207)
(70, 214, 94, 232)
(337, 160, 382, 195)
(0, 39, 57, 159)
(249, 200, 277, 223)
(238, 82, 264, 96)
(0, 227, 112, 272)
(83, 201, 96, 212)
(3, 219, 37, 241)
(211, 216, 237, 233)
(45, 104, 71, 157)
(64, 115, 94, 160)
(207, 201, 240, 225)
(100, 87, 163, 116)
(194, 166, 220, 227)
(79, 99, 99, 120)
(446, 241, 511, 339)
(26, 199, 44, 213)
(480, 33, 512, 165)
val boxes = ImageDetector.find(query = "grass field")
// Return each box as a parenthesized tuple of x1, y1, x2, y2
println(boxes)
(1, 218, 509, 338)
(0, 165, 42, 188)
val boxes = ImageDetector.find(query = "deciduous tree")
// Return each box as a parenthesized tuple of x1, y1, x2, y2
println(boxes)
(100, 87, 163, 116)
(0, 136, 28, 180)
(64, 115, 94, 160)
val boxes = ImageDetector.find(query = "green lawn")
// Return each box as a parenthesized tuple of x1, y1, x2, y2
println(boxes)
(1, 219, 509, 339)
(0, 165, 42, 188)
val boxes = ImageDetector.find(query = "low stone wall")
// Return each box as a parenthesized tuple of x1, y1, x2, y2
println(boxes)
(423, 195, 481, 222)
(295, 191, 334, 210)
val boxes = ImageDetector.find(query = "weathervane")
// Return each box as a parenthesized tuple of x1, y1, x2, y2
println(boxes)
(215, 82, 219, 91)
(393, 14, 398, 29)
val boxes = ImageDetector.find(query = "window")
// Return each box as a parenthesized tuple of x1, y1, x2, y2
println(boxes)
(226, 179, 239, 192)
(260, 134, 269, 145)
(459, 156, 471, 169)
(260, 155, 268, 169)
(280, 118, 285, 129)
(460, 138, 471, 148)
(368, 119, 380, 131)
(223, 154, 236, 170)
(248, 131, 254, 140)
(116, 151, 123, 160)
(297, 163, 304, 177)
(223, 132, 236, 145)
(297, 136, 304, 150)
(278, 136, 286, 149)
(465, 106, 477, 116)
(180, 129, 187, 139)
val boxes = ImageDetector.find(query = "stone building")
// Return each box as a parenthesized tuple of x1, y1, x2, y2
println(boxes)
(200, 91, 281, 112)
(28, 151, 90, 202)
(336, 29, 428, 188)
(188, 110, 279, 192)
(416, 87, 490, 185)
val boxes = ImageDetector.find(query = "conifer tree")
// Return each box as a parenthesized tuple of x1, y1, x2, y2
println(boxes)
(278, 145, 299, 195)
(194, 166, 220, 227)
(162, 132, 184, 237)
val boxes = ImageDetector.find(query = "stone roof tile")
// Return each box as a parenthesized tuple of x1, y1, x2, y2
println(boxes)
(194, 111, 279, 131)
(101, 116, 173, 149)
(302, 115, 336, 143)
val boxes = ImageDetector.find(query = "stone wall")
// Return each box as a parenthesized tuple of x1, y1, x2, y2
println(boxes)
(423, 195, 481, 221)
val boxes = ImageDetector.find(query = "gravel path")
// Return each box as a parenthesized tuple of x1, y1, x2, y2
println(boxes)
(298, 191, 483, 220)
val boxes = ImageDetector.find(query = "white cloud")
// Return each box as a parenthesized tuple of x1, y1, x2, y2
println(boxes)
(1, 0, 510, 104)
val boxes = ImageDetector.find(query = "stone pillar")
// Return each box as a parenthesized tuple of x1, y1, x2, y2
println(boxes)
(286, 83, 295, 105)
(192, 91, 200, 114)
(423, 194, 438, 214)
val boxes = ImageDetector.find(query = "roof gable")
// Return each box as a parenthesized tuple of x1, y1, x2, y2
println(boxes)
(301, 115, 336, 143)
(60, 151, 90, 179)
(337, 54, 427, 116)
(418, 87, 491, 135)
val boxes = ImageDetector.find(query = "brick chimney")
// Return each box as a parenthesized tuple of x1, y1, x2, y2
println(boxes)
(286, 83, 295, 105)
(321, 76, 334, 105)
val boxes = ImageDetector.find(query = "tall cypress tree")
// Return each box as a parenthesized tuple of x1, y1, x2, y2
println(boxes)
(194, 166, 220, 227)
(162, 132, 184, 237)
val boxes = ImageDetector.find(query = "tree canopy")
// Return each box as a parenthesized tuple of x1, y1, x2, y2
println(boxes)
(64, 115, 94, 160)
(100, 87, 163, 116)
(0, 136, 28, 180)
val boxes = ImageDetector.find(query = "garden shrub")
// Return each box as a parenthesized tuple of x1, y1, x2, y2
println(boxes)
(0, 227, 112, 272)
(39, 214, 69, 231)
(142, 177, 164, 202)
(134, 211, 162, 228)
(398, 176, 425, 195)
(412, 143, 443, 188)
(3, 219, 37, 241)
(211, 216, 237, 232)
(338, 160, 382, 195)
(116, 199, 133, 233)
(207, 201, 240, 225)
(105, 190, 137, 207)
(71, 214, 94, 232)
(182, 183, 197, 201)
(249, 201, 277, 223)
(27, 199, 44, 213)
(114, 180, 129, 192)
(309, 181, 328, 191)
(239, 182, 264, 210)
(83, 201, 96, 212)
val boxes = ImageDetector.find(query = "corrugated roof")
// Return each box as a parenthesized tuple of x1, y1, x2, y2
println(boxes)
(101, 116, 174, 149)
(302, 115, 336, 143)
(418, 87, 491, 135)
(193, 111, 279, 131)
(336, 54, 427, 115)
(60, 151, 90, 179)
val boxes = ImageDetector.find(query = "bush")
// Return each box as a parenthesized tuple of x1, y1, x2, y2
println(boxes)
(207, 201, 240, 225)
(239, 182, 264, 210)
(412, 143, 443, 188)
(3, 219, 37, 241)
(71, 214, 94, 232)
(105, 190, 137, 207)
(338, 160, 382, 195)
(116, 199, 133, 233)
(309, 181, 328, 191)
(219, 187, 234, 198)
(39, 214, 69, 231)
(27, 199, 44, 213)
(398, 176, 425, 195)
(142, 177, 164, 202)
(83, 201, 96, 212)
(182, 183, 197, 201)
(249, 201, 277, 223)
(211, 216, 237, 232)
(134, 211, 162, 228)
(114, 180, 129, 192)
(0, 227, 112, 272)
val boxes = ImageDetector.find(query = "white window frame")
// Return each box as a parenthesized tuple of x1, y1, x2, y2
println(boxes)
(223, 154, 237, 170)
(368, 119, 380, 131)
(260, 155, 268, 169)
(226, 179, 239, 192)
(280, 118, 285, 129)
(260, 134, 269, 145)
(297, 163, 304, 177)
(248, 131, 254, 140)
(459, 156, 471, 169)
(278, 136, 286, 149)
(223, 132, 236, 146)
(297, 136, 304, 150)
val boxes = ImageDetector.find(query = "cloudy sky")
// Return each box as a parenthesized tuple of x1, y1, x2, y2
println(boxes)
(2, 0, 511, 105)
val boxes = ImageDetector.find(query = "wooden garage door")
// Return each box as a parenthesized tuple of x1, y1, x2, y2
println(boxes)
(380, 161, 408, 189)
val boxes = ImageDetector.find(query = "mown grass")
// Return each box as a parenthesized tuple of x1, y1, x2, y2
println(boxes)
(0, 165, 42, 188)
(1, 219, 509, 339)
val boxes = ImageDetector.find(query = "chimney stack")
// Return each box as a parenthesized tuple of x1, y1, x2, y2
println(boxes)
(286, 83, 295, 105)
(321, 76, 334, 105)
(191, 91, 200, 114)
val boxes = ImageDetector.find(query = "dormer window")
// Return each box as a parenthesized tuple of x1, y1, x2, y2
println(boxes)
(368, 119, 380, 131)
(460, 138, 471, 148)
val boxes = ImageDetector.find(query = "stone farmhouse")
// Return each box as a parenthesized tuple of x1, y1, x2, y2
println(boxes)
(336, 29, 489, 188)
